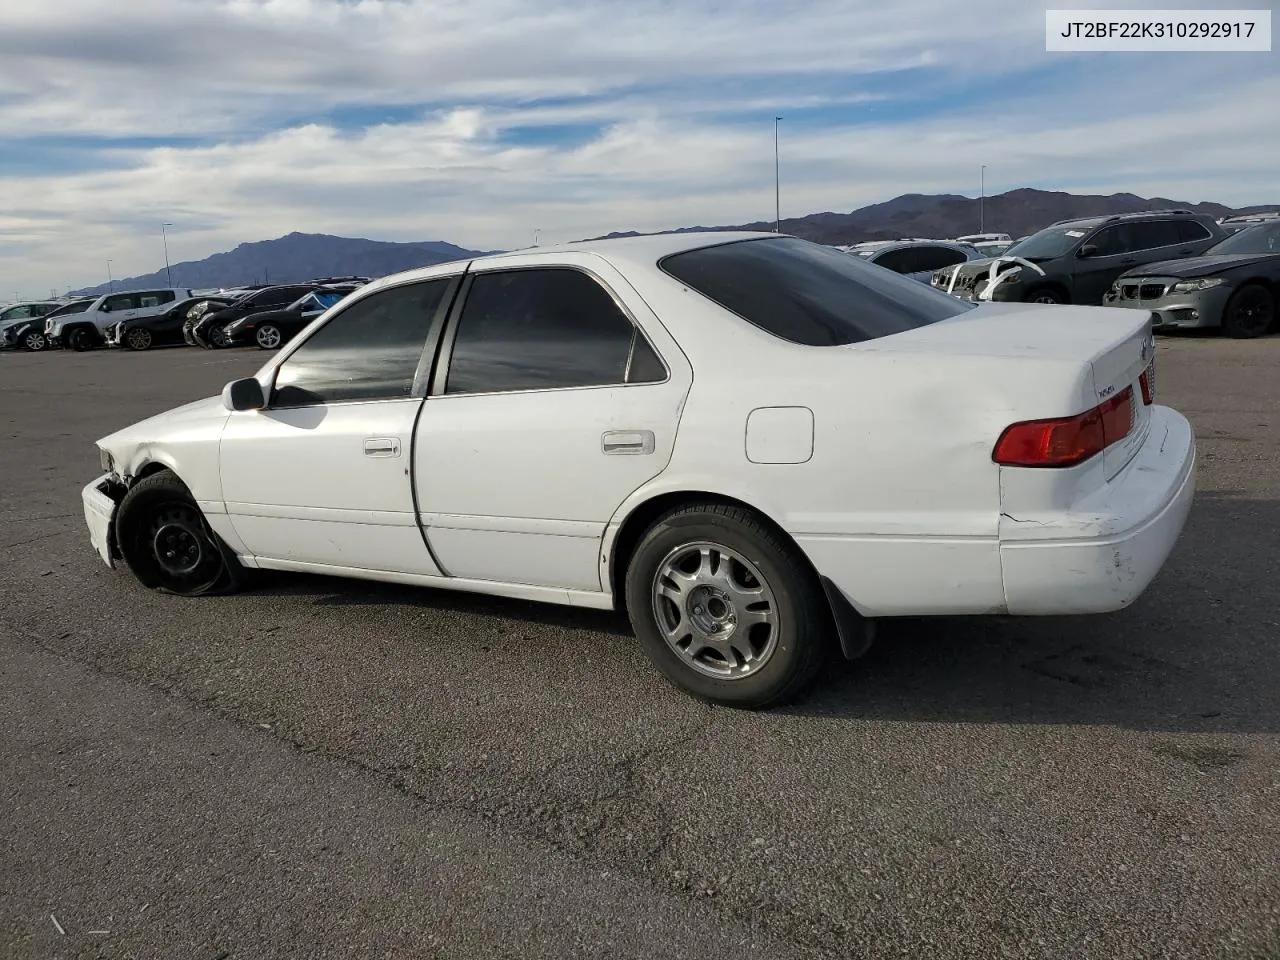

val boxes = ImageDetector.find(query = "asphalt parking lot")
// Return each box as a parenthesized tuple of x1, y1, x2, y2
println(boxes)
(2, 337, 1279, 959)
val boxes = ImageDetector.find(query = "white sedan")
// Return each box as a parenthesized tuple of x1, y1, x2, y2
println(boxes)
(82, 232, 1196, 708)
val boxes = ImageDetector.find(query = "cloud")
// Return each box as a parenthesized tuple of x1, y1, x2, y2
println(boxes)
(0, 0, 1273, 295)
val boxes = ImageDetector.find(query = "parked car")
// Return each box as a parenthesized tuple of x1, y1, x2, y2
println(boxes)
(0, 299, 77, 350)
(853, 239, 983, 284)
(1216, 212, 1280, 236)
(190, 284, 323, 348)
(47, 288, 194, 351)
(933, 210, 1227, 304)
(1103, 220, 1280, 338)
(82, 232, 1193, 709)
(107, 296, 237, 350)
(954, 233, 1012, 245)
(221, 287, 359, 349)
(972, 240, 1014, 258)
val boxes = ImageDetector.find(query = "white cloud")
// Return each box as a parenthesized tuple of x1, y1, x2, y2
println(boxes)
(0, 0, 1273, 295)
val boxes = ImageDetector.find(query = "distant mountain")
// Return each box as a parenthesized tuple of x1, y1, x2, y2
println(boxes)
(587, 188, 1280, 246)
(71, 232, 493, 297)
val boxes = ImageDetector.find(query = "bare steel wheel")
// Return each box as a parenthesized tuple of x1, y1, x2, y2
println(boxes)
(624, 502, 830, 708)
(115, 469, 246, 596)
(255, 324, 282, 349)
(125, 327, 153, 350)
(652, 541, 778, 679)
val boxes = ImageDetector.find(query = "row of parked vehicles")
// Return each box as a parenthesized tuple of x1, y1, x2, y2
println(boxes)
(0, 278, 370, 354)
(838, 211, 1280, 339)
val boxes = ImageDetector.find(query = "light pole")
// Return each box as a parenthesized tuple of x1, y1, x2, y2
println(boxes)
(162, 222, 174, 286)
(979, 164, 986, 233)
(774, 116, 783, 233)
(107, 260, 114, 293)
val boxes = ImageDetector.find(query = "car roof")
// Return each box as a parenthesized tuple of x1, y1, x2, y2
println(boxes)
(1048, 208, 1209, 229)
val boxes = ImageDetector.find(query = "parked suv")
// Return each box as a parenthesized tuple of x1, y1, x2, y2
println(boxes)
(2, 298, 94, 351)
(932, 210, 1227, 305)
(47, 288, 193, 351)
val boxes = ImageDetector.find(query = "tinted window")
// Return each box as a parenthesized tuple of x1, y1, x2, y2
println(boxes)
(103, 294, 137, 311)
(873, 249, 916, 274)
(1087, 225, 1132, 257)
(914, 246, 969, 272)
(137, 292, 173, 308)
(1176, 220, 1213, 243)
(2, 305, 33, 320)
(660, 236, 973, 347)
(1206, 222, 1280, 255)
(272, 279, 452, 406)
(1130, 220, 1181, 251)
(445, 268, 665, 395)
(1005, 226, 1091, 260)
(46, 300, 92, 318)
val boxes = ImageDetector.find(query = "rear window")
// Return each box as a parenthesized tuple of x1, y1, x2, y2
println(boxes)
(659, 236, 974, 346)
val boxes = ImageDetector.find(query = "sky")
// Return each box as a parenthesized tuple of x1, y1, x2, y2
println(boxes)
(0, 0, 1274, 297)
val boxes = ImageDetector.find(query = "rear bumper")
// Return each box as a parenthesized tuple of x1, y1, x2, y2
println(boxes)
(999, 406, 1196, 615)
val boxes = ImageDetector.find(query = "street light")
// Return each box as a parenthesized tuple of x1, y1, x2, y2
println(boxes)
(979, 165, 987, 233)
(107, 259, 114, 294)
(774, 116, 783, 233)
(161, 222, 174, 286)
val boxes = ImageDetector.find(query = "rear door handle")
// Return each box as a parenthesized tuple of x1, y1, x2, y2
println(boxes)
(363, 438, 401, 458)
(602, 430, 656, 455)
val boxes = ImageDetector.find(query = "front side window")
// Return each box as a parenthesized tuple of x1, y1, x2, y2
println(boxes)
(102, 294, 137, 312)
(444, 268, 666, 395)
(660, 236, 973, 347)
(272, 279, 453, 406)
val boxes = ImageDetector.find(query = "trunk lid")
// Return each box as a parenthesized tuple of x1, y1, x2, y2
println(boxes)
(859, 303, 1156, 479)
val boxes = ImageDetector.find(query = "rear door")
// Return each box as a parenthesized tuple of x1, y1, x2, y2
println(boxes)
(412, 255, 693, 592)
(135, 290, 178, 320)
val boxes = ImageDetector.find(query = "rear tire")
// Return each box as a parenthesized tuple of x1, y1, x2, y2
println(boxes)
(1222, 283, 1275, 339)
(623, 503, 830, 708)
(115, 470, 246, 597)
(68, 327, 96, 351)
(125, 327, 153, 351)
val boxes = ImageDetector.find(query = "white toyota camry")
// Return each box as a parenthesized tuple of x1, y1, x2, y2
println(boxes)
(82, 232, 1195, 708)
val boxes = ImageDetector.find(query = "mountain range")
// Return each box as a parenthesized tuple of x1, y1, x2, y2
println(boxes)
(75, 189, 1277, 296)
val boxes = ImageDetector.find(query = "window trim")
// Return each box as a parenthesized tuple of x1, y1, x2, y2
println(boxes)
(428, 264, 671, 400)
(265, 274, 464, 411)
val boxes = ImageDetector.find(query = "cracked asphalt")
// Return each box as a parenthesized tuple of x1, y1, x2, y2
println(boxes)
(2, 335, 1279, 959)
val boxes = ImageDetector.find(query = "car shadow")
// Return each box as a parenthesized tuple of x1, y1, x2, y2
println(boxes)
(239, 491, 1280, 733)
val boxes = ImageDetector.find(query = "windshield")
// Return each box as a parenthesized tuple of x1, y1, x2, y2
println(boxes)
(1004, 225, 1092, 261)
(1206, 222, 1280, 256)
(660, 236, 974, 347)
(313, 291, 346, 309)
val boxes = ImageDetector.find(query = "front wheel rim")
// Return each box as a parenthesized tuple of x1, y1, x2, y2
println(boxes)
(651, 541, 779, 680)
(257, 326, 281, 348)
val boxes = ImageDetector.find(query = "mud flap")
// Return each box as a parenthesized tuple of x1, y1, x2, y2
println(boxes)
(820, 576, 876, 661)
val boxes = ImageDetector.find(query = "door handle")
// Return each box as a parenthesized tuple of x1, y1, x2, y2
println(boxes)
(602, 430, 656, 455)
(363, 438, 401, 458)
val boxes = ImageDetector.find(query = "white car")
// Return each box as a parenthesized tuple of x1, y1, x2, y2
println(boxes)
(81, 232, 1195, 708)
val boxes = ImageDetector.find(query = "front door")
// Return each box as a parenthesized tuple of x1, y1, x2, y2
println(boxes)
(219, 275, 460, 574)
(413, 257, 693, 593)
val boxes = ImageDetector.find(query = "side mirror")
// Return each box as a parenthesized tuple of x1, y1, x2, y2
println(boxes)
(222, 377, 266, 412)
(100, 303, 111, 313)
(1078, 244, 1098, 259)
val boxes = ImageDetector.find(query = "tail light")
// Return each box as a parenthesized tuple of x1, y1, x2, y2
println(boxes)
(993, 387, 1135, 468)
(1139, 360, 1155, 405)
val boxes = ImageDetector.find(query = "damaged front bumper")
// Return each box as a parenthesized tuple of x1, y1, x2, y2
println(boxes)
(82, 472, 125, 568)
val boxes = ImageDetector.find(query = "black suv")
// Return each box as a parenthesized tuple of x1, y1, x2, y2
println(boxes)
(933, 209, 1227, 305)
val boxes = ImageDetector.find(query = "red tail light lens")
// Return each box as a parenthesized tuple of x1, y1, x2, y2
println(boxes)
(1139, 361, 1155, 405)
(993, 387, 1135, 468)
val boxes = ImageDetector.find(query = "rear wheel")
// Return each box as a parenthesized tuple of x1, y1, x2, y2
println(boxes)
(115, 470, 246, 596)
(623, 503, 829, 708)
(255, 324, 283, 349)
(125, 327, 153, 351)
(67, 327, 96, 351)
(1222, 283, 1275, 339)
(21, 329, 47, 351)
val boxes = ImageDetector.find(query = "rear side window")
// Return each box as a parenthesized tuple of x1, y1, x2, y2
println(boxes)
(660, 237, 973, 347)
(915, 246, 969, 271)
(1130, 221, 1181, 251)
(1176, 220, 1213, 242)
(873, 248, 916, 274)
(102, 294, 137, 311)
